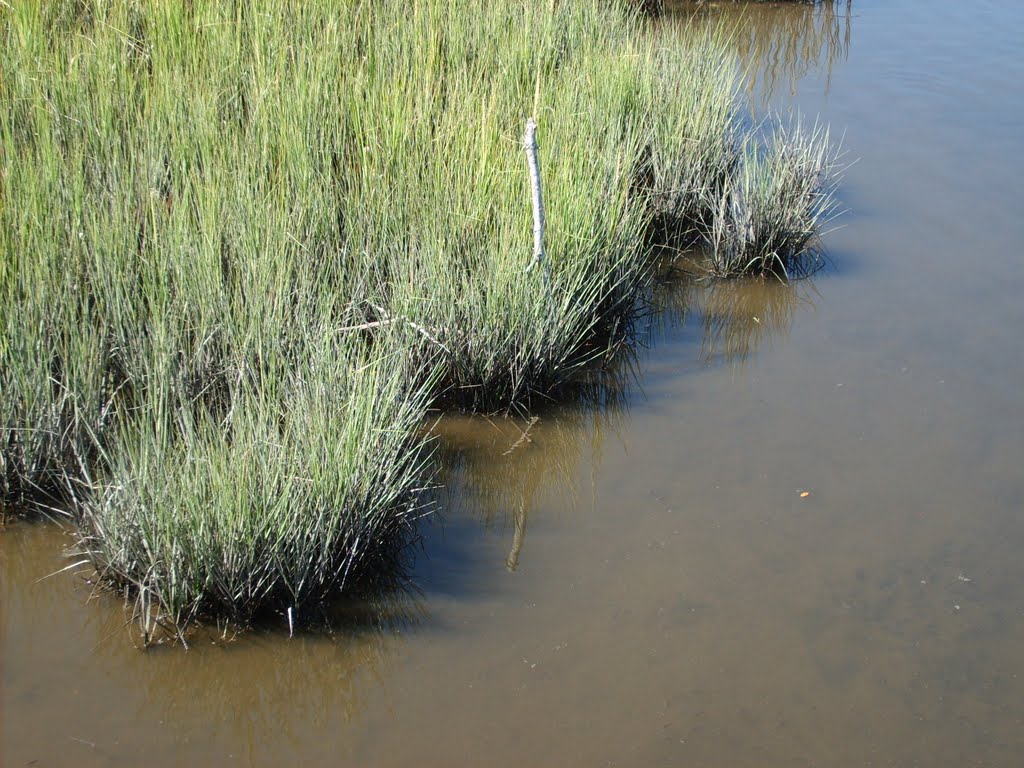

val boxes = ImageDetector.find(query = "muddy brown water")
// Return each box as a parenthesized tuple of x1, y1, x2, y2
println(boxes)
(5, 1, 1024, 765)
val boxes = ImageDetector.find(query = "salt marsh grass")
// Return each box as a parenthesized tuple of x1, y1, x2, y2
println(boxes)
(1, 0, 840, 633)
(76, 336, 435, 636)
(707, 119, 841, 276)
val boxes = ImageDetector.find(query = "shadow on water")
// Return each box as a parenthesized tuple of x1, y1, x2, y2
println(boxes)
(642, 253, 820, 367)
(664, 1, 854, 105)
(428, 403, 626, 576)
(424, 262, 816, 576)
(424, 333, 637, 576)
(698, 275, 819, 365)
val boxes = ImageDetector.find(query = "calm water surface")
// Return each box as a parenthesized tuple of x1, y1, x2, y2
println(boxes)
(5, 1, 1024, 765)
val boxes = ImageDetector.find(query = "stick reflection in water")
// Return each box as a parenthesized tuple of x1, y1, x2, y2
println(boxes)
(429, 267, 815, 569)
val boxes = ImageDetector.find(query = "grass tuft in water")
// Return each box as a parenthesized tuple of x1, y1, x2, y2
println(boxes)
(707, 118, 842, 276)
(74, 336, 435, 636)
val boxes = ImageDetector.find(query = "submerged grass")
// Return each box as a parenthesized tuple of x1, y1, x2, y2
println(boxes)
(1, 0, 840, 635)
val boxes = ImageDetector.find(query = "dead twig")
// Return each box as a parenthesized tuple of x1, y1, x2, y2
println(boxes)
(503, 416, 539, 455)
(368, 302, 452, 356)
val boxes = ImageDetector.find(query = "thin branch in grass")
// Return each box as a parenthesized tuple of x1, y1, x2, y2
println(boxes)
(334, 318, 397, 333)
(367, 303, 452, 356)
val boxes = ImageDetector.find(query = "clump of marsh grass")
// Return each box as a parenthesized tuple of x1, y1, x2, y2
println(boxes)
(637, 24, 843, 279)
(1, 0, 844, 635)
(706, 119, 842, 276)
(75, 336, 436, 637)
